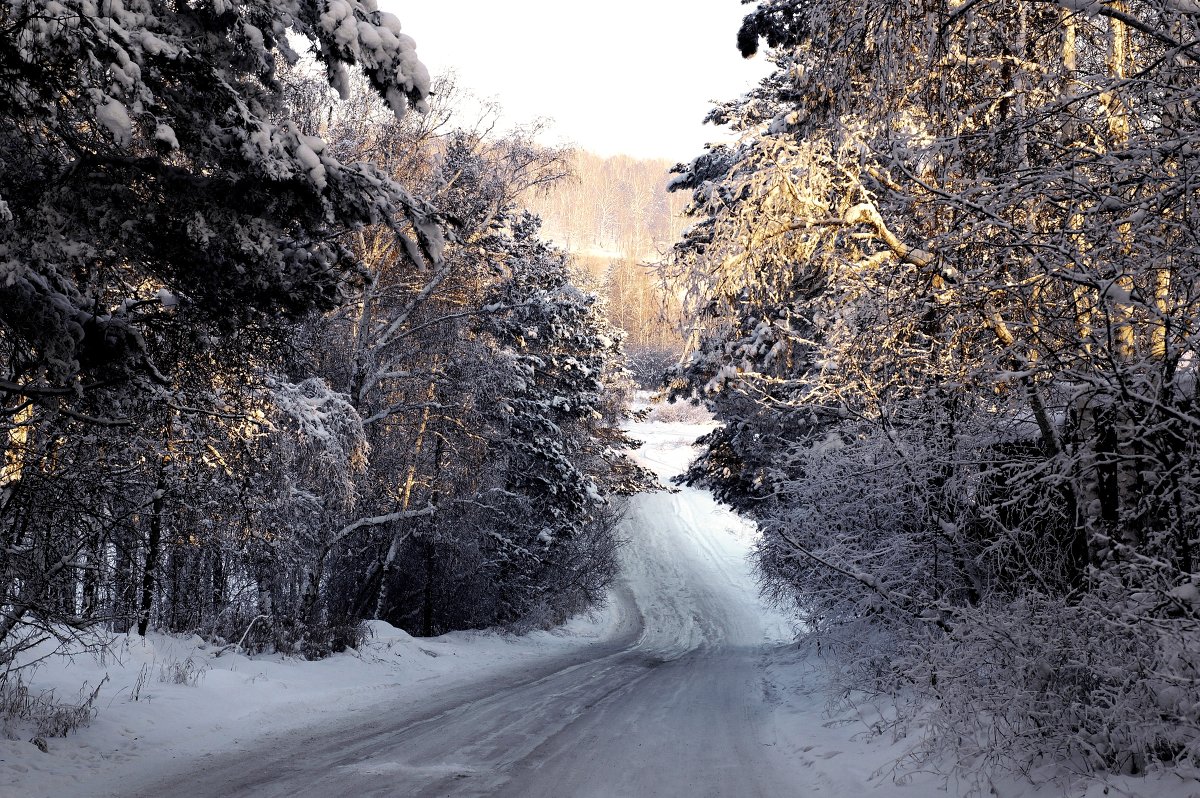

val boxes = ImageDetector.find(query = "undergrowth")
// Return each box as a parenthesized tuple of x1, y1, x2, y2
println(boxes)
(0, 671, 106, 739)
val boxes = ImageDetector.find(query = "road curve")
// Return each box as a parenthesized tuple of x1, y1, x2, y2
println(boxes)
(129, 422, 801, 797)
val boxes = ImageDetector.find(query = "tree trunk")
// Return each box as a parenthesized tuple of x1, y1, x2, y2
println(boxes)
(210, 545, 225, 621)
(80, 526, 101, 619)
(137, 469, 166, 637)
(421, 539, 435, 637)
(373, 380, 437, 620)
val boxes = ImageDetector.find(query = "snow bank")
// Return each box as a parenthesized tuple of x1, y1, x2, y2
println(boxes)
(0, 607, 621, 798)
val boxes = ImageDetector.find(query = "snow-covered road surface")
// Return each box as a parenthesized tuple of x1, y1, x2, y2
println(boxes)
(124, 420, 802, 797)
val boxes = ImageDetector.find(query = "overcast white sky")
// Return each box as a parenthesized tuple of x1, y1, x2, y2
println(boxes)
(386, 0, 771, 161)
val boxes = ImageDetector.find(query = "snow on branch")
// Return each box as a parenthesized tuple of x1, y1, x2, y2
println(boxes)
(328, 504, 436, 547)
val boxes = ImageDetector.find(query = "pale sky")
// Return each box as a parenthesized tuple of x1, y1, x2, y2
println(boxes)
(386, 0, 771, 161)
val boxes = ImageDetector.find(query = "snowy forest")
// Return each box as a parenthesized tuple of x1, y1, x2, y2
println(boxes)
(0, 0, 655, 661)
(666, 0, 1200, 781)
(2, 0, 1200, 794)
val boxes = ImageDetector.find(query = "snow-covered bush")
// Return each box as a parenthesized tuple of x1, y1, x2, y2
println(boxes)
(926, 587, 1200, 782)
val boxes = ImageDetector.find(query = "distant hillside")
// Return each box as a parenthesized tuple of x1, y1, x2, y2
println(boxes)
(524, 152, 690, 261)
(523, 152, 690, 383)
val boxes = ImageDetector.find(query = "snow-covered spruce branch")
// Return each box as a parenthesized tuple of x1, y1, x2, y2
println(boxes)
(58, 408, 132, 427)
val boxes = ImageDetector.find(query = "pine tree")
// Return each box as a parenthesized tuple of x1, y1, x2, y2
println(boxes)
(0, 0, 439, 396)
(0, 0, 439, 653)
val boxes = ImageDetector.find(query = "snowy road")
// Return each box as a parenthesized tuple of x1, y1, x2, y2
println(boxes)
(126, 421, 801, 797)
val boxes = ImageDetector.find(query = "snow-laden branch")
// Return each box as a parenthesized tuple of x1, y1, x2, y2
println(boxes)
(328, 503, 436, 548)
(1051, 0, 1199, 57)
(0, 379, 90, 396)
(374, 263, 455, 349)
(841, 197, 1066, 457)
(386, 301, 537, 343)
(59, 408, 133, 427)
(843, 202, 936, 268)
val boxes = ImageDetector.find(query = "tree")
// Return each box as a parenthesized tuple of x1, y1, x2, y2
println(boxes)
(668, 0, 1200, 784)
(0, 0, 440, 657)
(1, 0, 440, 394)
(310, 127, 650, 634)
(242, 77, 651, 638)
(473, 212, 650, 627)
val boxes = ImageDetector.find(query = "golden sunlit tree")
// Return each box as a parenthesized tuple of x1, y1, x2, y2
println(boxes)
(670, 0, 1200, 784)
